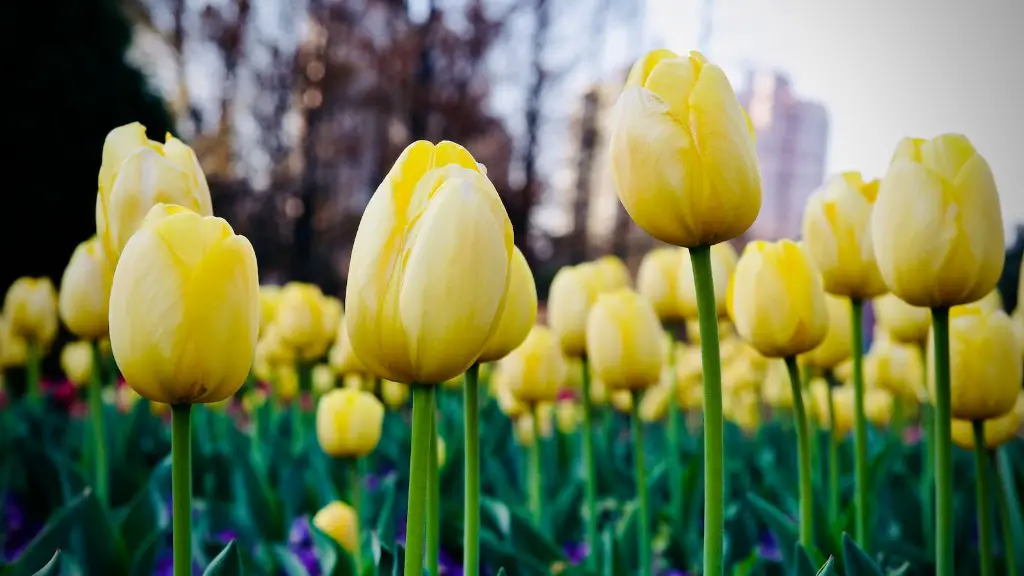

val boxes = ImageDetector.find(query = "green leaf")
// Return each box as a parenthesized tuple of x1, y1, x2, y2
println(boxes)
(600, 526, 627, 576)
(747, 494, 798, 568)
(118, 459, 170, 553)
(308, 519, 358, 576)
(841, 533, 883, 576)
(235, 451, 284, 541)
(816, 556, 836, 576)
(496, 569, 507, 576)
(997, 449, 1024, 576)
(271, 545, 308, 576)
(29, 552, 60, 576)
(793, 544, 818, 576)
(203, 541, 241, 576)
(127, 531, 160, 576)
(375, 475, 398, 547)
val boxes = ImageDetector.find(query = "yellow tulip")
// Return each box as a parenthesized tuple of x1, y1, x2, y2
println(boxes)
(761, 360, 792, 409)
(873, 293, 930, 344)
(951, 409, 1021, 451)
(241, 388, 267, 414)
(312, 364, 336, 396)
(207, 396, 232, 412)
(0, 314, 28, 368)
(316, 388, 385, 458)
(864, 339, 925, 402)
(962, 289, 1003, 314)
(60, 340, 94, 387)
(3, 277, 58, 347)
(342, 374, 366, 391)
(608, 49, 761, 248)
(684, 318, 734, 345)
(322, 296, 343, 339)
(639, 381, 672, 423)
(829, 385, 855, 438)
(562, 357, 583, 392)
(725, 391, 760, 434)
(1013, 314, 1024, 360)
(535, 402, 555, 439)
(96, 123, 213, 267)
(721, 354, 761, 396)
(872, 134, 1004, 307)
(592, 256, 632, 291)
(313, 501, 359, 553)
(108, 204, 259, 405)
(117, 385, 142, 412)
(328, 321, 368, 377)
(677, 382, 703, 410)
(275, 365, 299, 402)
(442, 374, 463, 389)
(864, 388, 894, 428)
(589, 376, 609, 406)
(494, 373, 528, 418)
(928, 305, 1021, 421)
(151, 400, 171, 416)
(801, 294, 852, 369)
(515, 413, 536, 447)
(255, 323, 295, 367)
(728, 240, 828, 358)
(479, 247, 538, 362)
(277, 282, 332, 361)
(58, 237, 112, 339)
(610, 389, 633, 413)
(503, 325, 567, 404)
(555, 399, 579, 434)
(802, 173, 887, 299)
(678, 243, 738, 319)
(548, 264, 604, 357)
(675, 345, 703, 388)
(586, 289, 664, 390)
(345, 141, 514, 384)
(259, 285, 282, 334)
(381, 379, 410, 410)
(636, 247, 684, 321)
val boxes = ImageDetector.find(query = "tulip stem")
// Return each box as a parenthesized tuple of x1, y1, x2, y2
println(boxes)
(690, 244, 724, 576)
(826, 374, 839, 529)
(666, 335, 683, 518)
(405, 386, 435, 576)
(463, 364, 481, 576)
(785, 356, 814, 548)
(171, 404, 193, 576)
(350, 458, 363, 570)
(631, 389, 650, 576)
(580, 357, 599, 572)
(529, 405, 543, 527)
(993, 450, 1019, 576)
(427, 403, 440, 576)
(932, 306, 953, 576)
(89, 341, 108, 506)
(849, 297, 869, 548)
(919, 342, 935, 558)
(26, 341, 41, 404)
(973, 421, 993, 576)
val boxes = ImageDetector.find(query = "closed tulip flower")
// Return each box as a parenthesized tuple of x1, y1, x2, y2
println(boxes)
(865, 338, 926, 402)
(677, 243, 738, 319)
(59, 237, 112, 339)
(637, 247, 684, 321)
(3, 277, 58, 347)
(0, 315, 28, 368)
(864, 389, 894, 427)
(316, 388, 385, 458)
(241, 388, 268, 414)
(322, 296, 343, 335)
(555, 399, 579, 433)
(61, 340, 94, 387)
(608, 49, 761, 247)
(873, 293, 930, 344)
(343, 374, 367, 391)
(928, 305, 1021, 421)
(801, 294, 853, 369)
(504, 325, 568, 404)
(610, 389, 633, 413)
(479, 247, 538, 362)
(872, 135, 1004, 307)
(728, 240, 829, 358)
(328, 320, 367, 376)
(829, 386, 856, 438)
(96, 123, 213, 267)
(548, 264, 603, 357)
(108, 204, 259, 404)
(963, 289, 1002, 313)
(514, 413, 536, 446)
(313, 501, 359, 553)
(761, 360, 793, 409)
(951, 408, 1021, 451)
(725, 391, 760, 434)
(593, 256, 631, 290)
(639, 380, 672, 422)
(586, 289, 664, 390)
(345, 141, 514, 384)
(277, 282, 332, 360)
(802, 173, 887, 299)
(589, 377, 609, 406)
(684, 317, 734, 344)
(381, 379, 410, 410)
(312, 364, 336, 396)
(275, 365, 299, 402)
(495, 373, 528, 418)
(259, 285, 281, 334)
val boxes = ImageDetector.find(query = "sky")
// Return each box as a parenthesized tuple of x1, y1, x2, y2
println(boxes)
(644, 0, 1024, 237)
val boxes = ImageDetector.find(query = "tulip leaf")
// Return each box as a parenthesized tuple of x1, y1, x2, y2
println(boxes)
(793, 544, 819, 576)
(600, 525, 627, 576)
(118, 459, 170, 553)
(127, 531, 160, 576)
(308, 519, 358, 576)
(270, 545, 308, 576)
(496, 569, 507, 576)
(816, 556, 836, 576)
(203, 540, 241, 576)
(997, 448, 1024, 575)
(28, 552, 60, 576)
(747, 494, 798, 569)
(841, 533, 884, 576)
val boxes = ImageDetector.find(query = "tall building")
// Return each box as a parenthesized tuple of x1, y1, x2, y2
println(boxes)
(736, 71, 829, 241)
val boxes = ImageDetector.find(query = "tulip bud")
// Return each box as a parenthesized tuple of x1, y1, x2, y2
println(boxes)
(586, 289, 664, 390)
(345, 141, 514, 384)
(312, 364, 336, 396)
(800, 294, 853, 369)
(872, 134, 1004, 307)
(951, 408, 1021, 451)
(277, 283, 332, 361)
(555, 399, 579, 434)
(381, 379, 409, 410)
(494, 371, 528, 418)
(503, 325, 567, 404)
(109, 204, 259, 405)
(610, 389, 634, 413)
(96, 123, 213, 267)
(274, 367, 299, 403)
(242, 388, 268, 414)
(548, 264, 604, 357)
(259, 285, 282, 335)
(0, 314, 28, 368)
(802, 173, 887, 299)
(728, 240, 829, 358)
(313, 501, 359, 553)
(637, 248, 684, 321)
(515, 413, 536, 447)
(678, 244, 738, 319)
(3, 277, 58, 347)
(535, 402, 555, 439)
(59, 238, 112, 339)
(928, 305, 1021, 421)
(965, 289, 1003, 313)
(479, 247, 538, 362)
(761, 360, 792, 410)
(639, 382, 671, 423)
(343, 373, 365, 391)
(442, 374, 463, 390)
(873, 294, 930, 344)
(61, 341, 94, 387)
(684, 318, 734, 345)
(865, 339, 925, 402)
(725, 391, 760, 434)
(829, 385, 855, 439)
(592, 256, 632, 291)
(316, 388, 385, 458)
(589, 377, 609, 406)
(864, 388, 894, 428)
(328, 321, 368, 377)
(608, 49, 761, 247)
(151, 400, 171, 416)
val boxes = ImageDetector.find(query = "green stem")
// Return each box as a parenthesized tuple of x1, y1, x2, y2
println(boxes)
(427, 400, 440, 576)
(404, 386, 436, 576)
(350, 458, 363, 570)
(919, 342, 935, 557)
(171, 404, 193, 576)
(88, 341, 108, 506)
(26, 341, 41, 403)
(827, 376, 839, 529)
(666, 335, 683, 517)
(973, 421, 992, 576)
(463, 364, 481, 576)
(785, 356, 814, 547)
(993, 450, 1018, 576)
(850, 298, 869, 548)
(631, 389, 650, 576)
(580, 357, 599, 572)
(932, 307, 953, 576)
(690, 244, 724, 576)
(529, 405, 543, 527)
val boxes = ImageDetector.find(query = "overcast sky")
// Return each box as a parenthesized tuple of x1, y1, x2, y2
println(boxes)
(643, 0, 1024, 237)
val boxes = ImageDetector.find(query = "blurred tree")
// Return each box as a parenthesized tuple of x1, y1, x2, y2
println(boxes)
(3, 0, 172, 295)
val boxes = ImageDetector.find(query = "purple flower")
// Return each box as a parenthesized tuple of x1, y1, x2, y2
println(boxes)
(756, 531, 782, 562)
(3, 496, 41, 562)
(437, 547, 464, 576)
(289, 516, 313, 547)
(562, 542, 589, 564)
(212, 529, 238, 545)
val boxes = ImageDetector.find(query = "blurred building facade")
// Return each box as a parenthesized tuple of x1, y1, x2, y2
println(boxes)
(736, 70, 830, 240)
